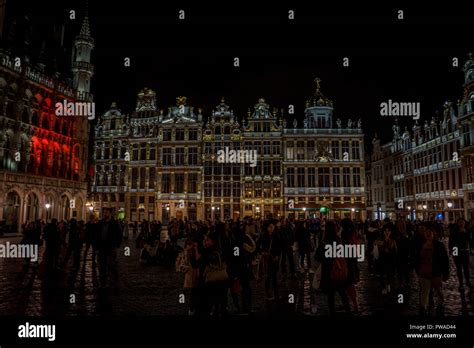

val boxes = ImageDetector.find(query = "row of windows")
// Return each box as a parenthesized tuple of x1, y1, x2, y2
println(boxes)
(243, 182, 281, 198)
(286, 140, 361, 160)
(162, 129, 199, 141)
(414, 168, 463, 193)
(412, 140, 460, 171)
(204, 182, 241, 197)
(286, 167, 361, 188)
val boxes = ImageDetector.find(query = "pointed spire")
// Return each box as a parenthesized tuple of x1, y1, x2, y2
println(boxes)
(80, 0, 91, 37)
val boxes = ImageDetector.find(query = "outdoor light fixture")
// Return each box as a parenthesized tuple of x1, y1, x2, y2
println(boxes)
(88, 206, 93, 212)
(212, 206, 215, 211)
(45, 203, 51, 209)
(447, 202, 453, 208)
(302, 207, 306, 211)
(351, 208, 355, 212)
(423, 204, 427, 210)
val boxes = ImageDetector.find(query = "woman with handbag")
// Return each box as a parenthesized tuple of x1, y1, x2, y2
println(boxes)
(200, 233, 229, 317)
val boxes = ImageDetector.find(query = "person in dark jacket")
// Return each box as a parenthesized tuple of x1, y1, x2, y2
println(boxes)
(341, 218, 360, 313)
(198, 232, 228, 317)
(415, 224, 450, 316)
(278, 217, 296, 280)
(62, 219, 83, 270)
(258, 221, 282, 300)
(295, 220, 312, 272)
(83, 218, 98, 267)
(96, 208, 122, 289)
(42, 219, 61, 276)
(449, 218, 472, 291)
(315, 221, 351, 315)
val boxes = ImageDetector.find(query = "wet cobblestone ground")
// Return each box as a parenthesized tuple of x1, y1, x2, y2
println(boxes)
(1, 235, 473, 317)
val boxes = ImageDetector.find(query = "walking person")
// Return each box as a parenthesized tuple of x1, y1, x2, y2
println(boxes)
(96, 208, 122, 290)
(415, 224, 450, 316)
(278, 217, 297, 280)
(62, 219, 83, 270)
(376, 224, 397, 294)
(42, 219, 61, 277)
(83, 218, 98, 267)
(258, 221, 282, 300)
(449, 218, 472, 291)
(341, 218, 360, 313)
(315, 221, 351, 315)
(295, 221, 312, 272)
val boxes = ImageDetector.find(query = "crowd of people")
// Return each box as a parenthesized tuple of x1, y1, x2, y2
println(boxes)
(20, 207, 123, 290)
(174, 215, 473, 317)
(16, 210, 473, 316)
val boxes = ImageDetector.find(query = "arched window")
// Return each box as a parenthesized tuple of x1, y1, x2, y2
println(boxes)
(3, 192, 20, 232)
(26, 192, 39, 221)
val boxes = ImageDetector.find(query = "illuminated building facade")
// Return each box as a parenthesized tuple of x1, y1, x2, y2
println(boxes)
(0, 12, 93, 232)
(93, 79, 368, 222)
(283, 79, 366, 220)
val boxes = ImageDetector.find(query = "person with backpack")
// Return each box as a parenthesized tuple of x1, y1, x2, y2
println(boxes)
(315, 221, 351, 315)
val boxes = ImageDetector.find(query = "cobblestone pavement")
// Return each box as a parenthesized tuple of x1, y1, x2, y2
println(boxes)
(1, 235, 473, 317)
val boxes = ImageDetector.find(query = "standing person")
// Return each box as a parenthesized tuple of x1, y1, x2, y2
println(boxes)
(393, 229, 411, 290)
(315, 221, 351, 315)
(366, 221, 379, 275)
(200, 233, 228, 317)
(184, 239, 200, 316)
(278, 217, 297, 280)
(83, 217, 98, 267)
(415, 225, 450, 315)
(62, 219, 82, 270)
(258, 221, 282, 300)
(96, 208, 122, 290)
(42, 219, 61, 276)
(340, 218, 360, 313)
(295, 221, 312, 272)
(376, 224, 398, 294)
(449, 218, 472, 291)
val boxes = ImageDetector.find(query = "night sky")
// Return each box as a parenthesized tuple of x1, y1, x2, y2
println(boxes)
(4, 1, 474, 145)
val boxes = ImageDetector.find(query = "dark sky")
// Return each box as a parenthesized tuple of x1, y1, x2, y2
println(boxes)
(4, 0, 474, 145)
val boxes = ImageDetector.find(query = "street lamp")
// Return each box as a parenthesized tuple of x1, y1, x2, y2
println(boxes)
(422, 204, 427, 210)
(45, 203, 51, 210)
(447, 202, 453, 209)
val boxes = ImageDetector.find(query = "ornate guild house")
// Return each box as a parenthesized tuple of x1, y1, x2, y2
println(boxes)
(92, 78, 367, 222)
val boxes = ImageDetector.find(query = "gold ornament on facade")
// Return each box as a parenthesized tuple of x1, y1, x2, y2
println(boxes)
(176, 96, 187, 106)
(306, 77, 333, 107)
